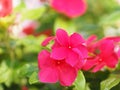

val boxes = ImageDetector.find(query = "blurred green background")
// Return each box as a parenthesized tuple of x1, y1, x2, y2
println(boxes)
(0, 0, 120, 90)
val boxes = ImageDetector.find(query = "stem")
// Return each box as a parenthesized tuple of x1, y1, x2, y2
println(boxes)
(4, 29, 15, 67)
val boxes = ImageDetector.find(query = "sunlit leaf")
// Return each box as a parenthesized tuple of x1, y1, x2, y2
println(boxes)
(20, 64, 38, 77)
(0, 61, 12, 86)
(74, 71, 86, 90)
(13, 1, 26, 12)
(101, 74, 120, 90)
(54, 17, 76, 34)
(29, 72, 39, 84)
(21, 7, 46, 20)
(85, 83, 91, 90)
(0, 84, 3, 90)
(100, 11, 120, 26)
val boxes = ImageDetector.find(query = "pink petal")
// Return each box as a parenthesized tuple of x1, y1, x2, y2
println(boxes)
(56, 29, 69, 46)
(74, 59, 85, 70)
(74, 45, 88, 58)
(105, 36, 120, 42)
(59, 63, 77, 86)
(41, 36, 54, 46)
(39, 68, 58, 83)
(38, 50, 51, 69)
(52, 39, 61, 49)
(51, 47, 68, 60)
(92, 63, 105, 72)
(65, 0, 87, 18)
(105, 54, 118, 68)
(70, 33, 85, 47)
(117, 49, 120, 58)
(51, 0, 87, 18)
(99, 39, 114, 57)
(86, 35, 97, 44)
(0, 0, 12, 17)
(82, 59, 97, 71)
(72, 48, 83, 59)
(66, 50, 79, 66)
(72, 48, 86, 69)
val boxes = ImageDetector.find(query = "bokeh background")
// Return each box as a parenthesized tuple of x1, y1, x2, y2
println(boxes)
(0, 0, 120, 90)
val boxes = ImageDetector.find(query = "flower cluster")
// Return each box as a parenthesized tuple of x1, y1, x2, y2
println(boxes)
(38, 29, 87, 86)
(38, 29, 120, 86)
(83, 35, 120, 72)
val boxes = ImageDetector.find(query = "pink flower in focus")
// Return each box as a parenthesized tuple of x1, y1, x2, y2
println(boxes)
(42, 29, 87, 68)
(50, 0, 87, 18)
(83, 36, 118, 72)
(0, 0, 12, 17)
(38, 50, 77, 86)
(105, 36, 120, 58)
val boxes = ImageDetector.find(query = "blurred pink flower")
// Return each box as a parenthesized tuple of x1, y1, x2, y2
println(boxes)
(50, 0, 87, 18)
(21, 86, 28, 90)
(9, 20, 39, 38)
(0, 0, 12, 17)
(83, 36, 118, 72)
(22, 20, 38, 35)
(38, 50, 77, 86)
(42, 29, 87, 68)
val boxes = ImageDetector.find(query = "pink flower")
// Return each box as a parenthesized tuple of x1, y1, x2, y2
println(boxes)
(42, 29, 87, 68)
(38, 50, 77, 86)
(105, 36, 120, 58)
(0, 0, 12, 17)
(83, 36, 118, 72)
(50, 0, 87, 18)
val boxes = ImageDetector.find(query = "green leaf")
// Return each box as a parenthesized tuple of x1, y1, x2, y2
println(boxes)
(0, 84, 3, 90)
(101, 74, 120, 90)
(13, 1, 26, 12)
(29, 72, 39, 84)
(54, 17, 76, 34)
(74, 71, 86, 90)
(16, 35, 47, 53)
(0, 61, 10, 83)
(21, 7, 46, 20)
(0, 61, 12, 86)
(20, 64, 38, 77)
(85, 83, 91, 90)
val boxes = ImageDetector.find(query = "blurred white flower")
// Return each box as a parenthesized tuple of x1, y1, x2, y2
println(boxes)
(104, 26, 120, 36)
(116, 0, 120, 5)
(24, 0, 43, 9)
(13, 0, 44, 9)
(9, 20, 39, 38)
(13, 0, 21, 7)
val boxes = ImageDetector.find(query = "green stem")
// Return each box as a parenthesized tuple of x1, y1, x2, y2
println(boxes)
(4, 29, 15, 67)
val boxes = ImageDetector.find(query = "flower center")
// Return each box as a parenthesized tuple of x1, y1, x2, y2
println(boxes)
(57, 61, 60, 64)
(68, 46, 71, 49)
(54, 60, 65, 66)
(99, 58, 102, 62)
